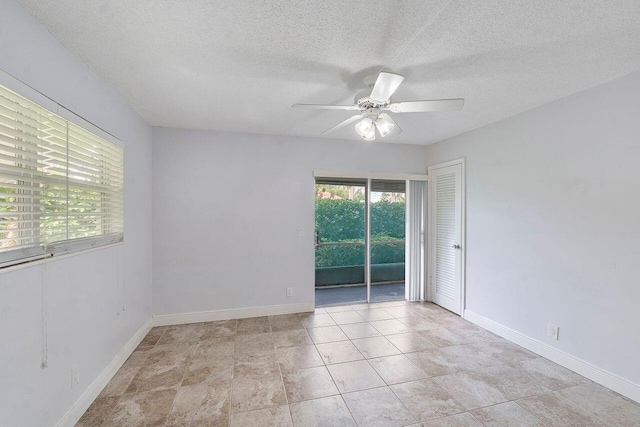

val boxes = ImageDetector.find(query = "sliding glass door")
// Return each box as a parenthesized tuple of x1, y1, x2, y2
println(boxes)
(314, 178, 407, 306)
(315, 180, 367, 306)
(370, 180, 406, 302)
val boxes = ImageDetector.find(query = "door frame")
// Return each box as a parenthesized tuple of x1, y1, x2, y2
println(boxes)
(427, 158, 466, 317)
(365, 178, 371, 302)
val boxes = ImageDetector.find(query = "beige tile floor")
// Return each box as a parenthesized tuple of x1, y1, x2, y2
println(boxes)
(77, 301, 640, 426)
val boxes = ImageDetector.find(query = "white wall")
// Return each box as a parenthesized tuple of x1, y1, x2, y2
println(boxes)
(152, 127, 429, 316)
(425, 72, 640, 387)
(0, 1, 153, 426)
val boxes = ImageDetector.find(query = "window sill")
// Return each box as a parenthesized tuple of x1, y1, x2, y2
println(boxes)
(0, 241, 125, 275)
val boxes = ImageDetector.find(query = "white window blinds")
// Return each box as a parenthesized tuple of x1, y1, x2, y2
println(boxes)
(0, 84, 123, 268)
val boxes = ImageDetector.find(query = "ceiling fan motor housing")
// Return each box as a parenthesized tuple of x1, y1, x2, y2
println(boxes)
(355, 90, 388, 111)
(354, 89, 372, 105)
(363, 107, 380, 121)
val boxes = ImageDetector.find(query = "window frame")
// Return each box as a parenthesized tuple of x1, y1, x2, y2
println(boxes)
(0, 70, 124, 269)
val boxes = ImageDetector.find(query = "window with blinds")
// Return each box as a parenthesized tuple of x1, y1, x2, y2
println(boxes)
(0, 84, 123, 268)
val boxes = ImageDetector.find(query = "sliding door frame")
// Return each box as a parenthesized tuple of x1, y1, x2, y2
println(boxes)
(314, 170, 429, 304)
(365, 179, 371, 302)
(314, 171, 429, 182)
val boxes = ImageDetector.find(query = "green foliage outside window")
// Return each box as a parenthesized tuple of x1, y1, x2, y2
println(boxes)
(1, 182, 107, 249)
(0, 186, 16, 247)
(315, 198, 405, 268)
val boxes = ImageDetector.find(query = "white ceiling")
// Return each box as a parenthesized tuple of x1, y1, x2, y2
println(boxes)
(15, 0, 640, 145)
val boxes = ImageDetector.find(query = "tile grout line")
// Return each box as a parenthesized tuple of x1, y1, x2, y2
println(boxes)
(319, 339, 360, 427)
(386, 382, 441, 425)
(227, 318, 237, 427)
(176, 337, 199, 426)
(270, 320, 295, 427)
(481, 399, 548, 426)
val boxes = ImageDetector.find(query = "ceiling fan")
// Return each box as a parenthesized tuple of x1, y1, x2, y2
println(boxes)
(293, 72, 464, 141)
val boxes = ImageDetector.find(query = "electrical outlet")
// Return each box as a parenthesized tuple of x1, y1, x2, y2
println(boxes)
(286, 287, 293, 297)
(548, 324, 559, 340)
(297, 227, 303, 237)
(71, 365, 79, 388)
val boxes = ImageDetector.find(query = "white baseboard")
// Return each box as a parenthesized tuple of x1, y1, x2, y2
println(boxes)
(464, 309, 640, 403)
(153, 302, 315, 327)
(54, 318, 154, 427)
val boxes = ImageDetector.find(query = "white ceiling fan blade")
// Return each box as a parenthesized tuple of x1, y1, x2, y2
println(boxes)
(321, 114, 365, 135)
(369, 72, 405, 102)
(387, 98, 464, 113)
(292, 103, 358, 110)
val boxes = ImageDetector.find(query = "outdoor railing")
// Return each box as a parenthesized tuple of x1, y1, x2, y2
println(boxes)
(315, 240, 405, 286)
(315, 240, 405, 247)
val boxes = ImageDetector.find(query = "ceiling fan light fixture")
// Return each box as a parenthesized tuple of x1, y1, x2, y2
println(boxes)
(375, 113, 395, 137)
(360, 125, 376, 141)
(355, 117, 375, 140)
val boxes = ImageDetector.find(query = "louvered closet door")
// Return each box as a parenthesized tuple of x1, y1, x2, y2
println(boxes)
(430, 163, 463, 314)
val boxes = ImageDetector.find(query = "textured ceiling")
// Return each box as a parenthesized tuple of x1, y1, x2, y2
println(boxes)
(15, 0, 640, 144)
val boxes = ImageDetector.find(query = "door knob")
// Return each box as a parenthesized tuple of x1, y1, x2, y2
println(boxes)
(452, 244, 461, 249)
